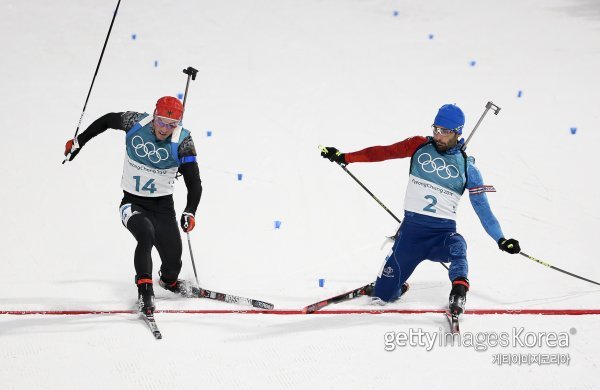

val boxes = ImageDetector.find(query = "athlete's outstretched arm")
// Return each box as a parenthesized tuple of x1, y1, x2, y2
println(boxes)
(76, 112, 125, 147)
(64, 112, 127, 160)
(467, 161, 504, 242)
(344, 136, 428, 163)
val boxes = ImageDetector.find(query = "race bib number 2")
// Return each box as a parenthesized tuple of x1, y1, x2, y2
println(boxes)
(403, 174, 461, 220)
(423, 195, 437, 213)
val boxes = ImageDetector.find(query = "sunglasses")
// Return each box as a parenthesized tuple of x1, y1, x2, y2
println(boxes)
(432, 125, 456, 136)
(155, 116, 180, 129)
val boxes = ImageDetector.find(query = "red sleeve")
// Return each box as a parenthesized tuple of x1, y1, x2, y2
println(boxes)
(345, 136, 428, 163)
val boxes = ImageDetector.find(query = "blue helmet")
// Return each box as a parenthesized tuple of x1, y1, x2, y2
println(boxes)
(434, 104, 465, 134)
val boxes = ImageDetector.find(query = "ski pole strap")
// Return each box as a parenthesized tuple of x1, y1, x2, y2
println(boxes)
(519, 252, 600, 286)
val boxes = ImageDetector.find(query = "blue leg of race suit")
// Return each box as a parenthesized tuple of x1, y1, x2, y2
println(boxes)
(372, 244, 419, 302)
(427, 232, 468, 282)
(372, 226, 427, 302)
(372, 222, 469, 302)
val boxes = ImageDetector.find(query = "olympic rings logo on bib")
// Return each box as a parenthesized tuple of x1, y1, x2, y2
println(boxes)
(417, 152, 459, 179)
(131, 135, 169, 163)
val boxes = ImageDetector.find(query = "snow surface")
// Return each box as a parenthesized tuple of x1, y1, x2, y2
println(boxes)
(1, 0, 600, 388)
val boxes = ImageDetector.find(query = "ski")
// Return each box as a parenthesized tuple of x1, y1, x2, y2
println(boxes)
(184, 285, 274, 310)
(303, 282, 375, 314)
(445, 312, 460, 334)
(140, 311, 162, 339)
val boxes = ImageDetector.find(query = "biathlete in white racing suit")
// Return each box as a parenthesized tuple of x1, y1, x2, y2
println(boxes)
(321, 104, 521, 315)
(64, 96, 202, 314)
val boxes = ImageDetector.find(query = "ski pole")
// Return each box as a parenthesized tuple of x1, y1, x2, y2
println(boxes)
(186, 232, 200, 286)
(318, 145, 450, 271)
(459, 104, 599, 286)
(320, 146, 403, 225)
(181, 66, 198, 109)
(519, 252, 600, 286)
(461, 101, 501, 151)
(63, 0, 122, 164)
(180, 65, 200, 285)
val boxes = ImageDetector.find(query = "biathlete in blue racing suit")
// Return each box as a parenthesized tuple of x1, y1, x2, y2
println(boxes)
(321, 104, 521, 315)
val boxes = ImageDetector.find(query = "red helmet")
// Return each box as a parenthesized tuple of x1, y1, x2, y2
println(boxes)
(155, 96, 184, 120)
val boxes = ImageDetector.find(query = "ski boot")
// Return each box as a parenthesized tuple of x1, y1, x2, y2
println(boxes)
(448, 277, 469, 316)
(363, 282, 375, 297)
(159, 275, 190, 296)
(369, 282, 409, 305)
(136, 276, 155, 314)
(400, 282, 410, 297)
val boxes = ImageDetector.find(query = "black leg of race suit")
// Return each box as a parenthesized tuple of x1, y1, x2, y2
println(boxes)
(153, 214, 183, 281)
(126, 213, 156, 276)
(126, 209, 182, 279)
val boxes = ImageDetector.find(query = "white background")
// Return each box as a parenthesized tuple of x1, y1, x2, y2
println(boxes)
(1, 0, 599, 388)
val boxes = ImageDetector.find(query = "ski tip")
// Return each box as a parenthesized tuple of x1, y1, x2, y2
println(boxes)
(302, 306, 316, 314)
(252, 301, 275, 310)
(444, 311, 460, 334)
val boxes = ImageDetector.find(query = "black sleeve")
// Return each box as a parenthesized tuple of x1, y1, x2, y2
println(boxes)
(178, 134, 197, 157)
(76, 112, 124, 147)
(179, 162, 202, 215)
(177, 134, 201, 214)
(76, 111, 146, 147)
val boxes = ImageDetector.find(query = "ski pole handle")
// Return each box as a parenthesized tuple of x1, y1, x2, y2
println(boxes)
(486, 101, 501, 115)
(182, 66, 199, 109)
(183, 66, 198, 80)
(63, 112, 86, 164)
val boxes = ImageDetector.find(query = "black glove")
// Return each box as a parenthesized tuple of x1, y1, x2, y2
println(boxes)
(498, 238, 520, 254)
(180, 212, 196, 232)
(321, 146, 346, 164)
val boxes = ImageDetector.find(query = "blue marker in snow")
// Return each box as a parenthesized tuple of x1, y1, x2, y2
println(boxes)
(274, 220, 282, 229)
(428, 34, 434, 40)
(319, 279, 325, 287)
(207, 130, 212, 137)
(131, 34, 137, 40)
(393, 11, 399, 16)
(154, 60, 158, 67)
(237, 173, 243, 181)
(469, 60, 477, 67)
(570, 127, 577, 135)
(177, 93, 184, 100)
(517, 90, 523, 98)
